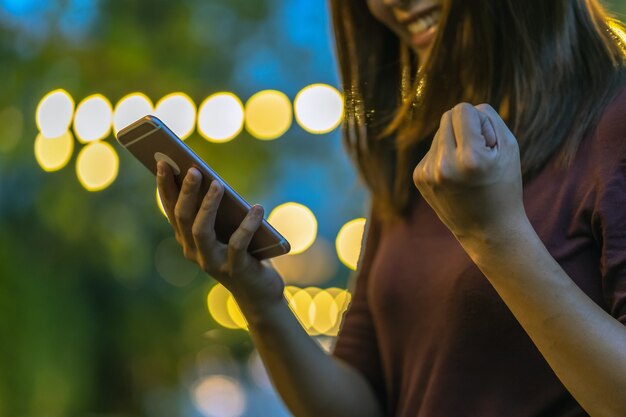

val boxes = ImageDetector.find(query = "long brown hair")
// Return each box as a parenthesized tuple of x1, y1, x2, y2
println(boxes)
(330, 0, 626, 222)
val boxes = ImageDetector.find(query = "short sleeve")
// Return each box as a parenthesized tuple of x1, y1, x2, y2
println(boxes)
(591, 90, 626, 325)
(593, 159, 626, 325)
(332, 203, 387, 405)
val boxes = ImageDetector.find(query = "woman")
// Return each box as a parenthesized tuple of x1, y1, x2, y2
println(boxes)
(156, 0, 626, 416)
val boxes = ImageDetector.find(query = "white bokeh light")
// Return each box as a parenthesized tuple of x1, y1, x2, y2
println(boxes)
(192, 375, 246, 417)
(154, 92, 197, 140)
(113, 93, 154, 134)
(73, 94, 113, 143)
(36, 89, 75, 139)
(294, 84, 344, 134)
(197, 93, 244, 143)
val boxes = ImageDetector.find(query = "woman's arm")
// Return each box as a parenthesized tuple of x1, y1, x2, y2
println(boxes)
(242, 297, 384, 417)
(413, 103, 626, 417)
(460, 218, 626, 417)
(156, 161, 384, 417)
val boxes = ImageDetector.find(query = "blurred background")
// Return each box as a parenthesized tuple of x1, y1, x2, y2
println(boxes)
(1, 1, 625, 416)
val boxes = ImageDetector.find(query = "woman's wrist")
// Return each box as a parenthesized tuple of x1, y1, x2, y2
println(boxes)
(236, 292, 290, 330)
(457, 212, 535, 267)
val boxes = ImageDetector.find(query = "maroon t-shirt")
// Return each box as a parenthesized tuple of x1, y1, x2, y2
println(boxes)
(333, 89, 626, 417)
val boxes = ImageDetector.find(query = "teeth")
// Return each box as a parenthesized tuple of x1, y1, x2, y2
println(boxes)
(407, 9, 440, 35)
(408, 19, 428, 35)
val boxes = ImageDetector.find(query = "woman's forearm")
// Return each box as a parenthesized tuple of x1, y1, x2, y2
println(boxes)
(461, 218, 626, 417)
(240, 296, 384, 417)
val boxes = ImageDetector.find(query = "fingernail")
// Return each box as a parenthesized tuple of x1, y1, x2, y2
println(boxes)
(187, 168, 199, 183)
(252, 205, 263, 217)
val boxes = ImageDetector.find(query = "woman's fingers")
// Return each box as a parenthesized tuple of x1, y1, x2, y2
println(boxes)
(193, 180, 227, 269)
(226, 205, 264, 276)
(174, 167, 203, 259)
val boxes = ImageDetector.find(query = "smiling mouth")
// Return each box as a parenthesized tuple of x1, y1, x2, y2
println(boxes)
(406, 7, 441, 37)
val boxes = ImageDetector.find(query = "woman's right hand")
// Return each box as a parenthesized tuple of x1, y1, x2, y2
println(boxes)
(156, 161, 285, 313)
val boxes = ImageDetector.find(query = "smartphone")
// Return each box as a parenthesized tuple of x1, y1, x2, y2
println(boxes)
(115, 115, 291, 260)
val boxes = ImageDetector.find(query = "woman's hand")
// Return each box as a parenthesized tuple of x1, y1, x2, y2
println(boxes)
(156, 161, 285, 312)
(413, 103, 526, 243)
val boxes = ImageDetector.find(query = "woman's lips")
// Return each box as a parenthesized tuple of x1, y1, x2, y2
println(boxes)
(410, 24, 438, 48)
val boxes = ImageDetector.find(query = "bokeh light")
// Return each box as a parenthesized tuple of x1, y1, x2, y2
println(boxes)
(192, 375, 246, 417)
(155, 92, 197, 140)
(286, 286, 314, 330)
(197, 93, 244, 143)
(309, 290, 337, 335)
(34, 131, 74, 172)
(244, 90, 292, 140)
(36, 89, 75, 139)
(327, 288, 352, 336)
(113, 92, 154, 134)
(75, 141, 119, 191)
(294, 84, 344, 134)
(207, 284, 246, 330)
(73, 94, 113, 143)
(336, 218, 367, 270)
(226, 296, 247, 330)
(283, 286, 352, 336)
(156, 187, 167, 218)
(267, 203, 317, 255)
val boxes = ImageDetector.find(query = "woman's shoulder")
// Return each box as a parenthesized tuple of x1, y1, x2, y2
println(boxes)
(577, 85, 626, 176)
(595, 85, 626, 146)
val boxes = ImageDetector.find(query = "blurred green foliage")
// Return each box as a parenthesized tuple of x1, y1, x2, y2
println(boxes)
(0, 0, 277, 415)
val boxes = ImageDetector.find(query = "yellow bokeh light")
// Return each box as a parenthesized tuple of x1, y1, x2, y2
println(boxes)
(156, 187, 167, 218)
(75, 141, 119, 192)
(284, 286, 351, 336)
(36, 89, 75, 139)
(328, 289, 352, 336)
(245, 90, 292, 140)
(34, 131, 74, 172)
(113, 92, 154, 134)
(226, 295, 248, 330)
(336, 218, 367, 270)
(207, 284, 245, 330)
(310, 290, 337, 335)
(155, 92, 197, 140)
(287, 288, 314, 331)
(294, 84, 344, 134)
(73, 94, 113, 143)
(284, 285, 299, 309)
(267, 203, 317, 255)
(197, 92, 244, 143)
